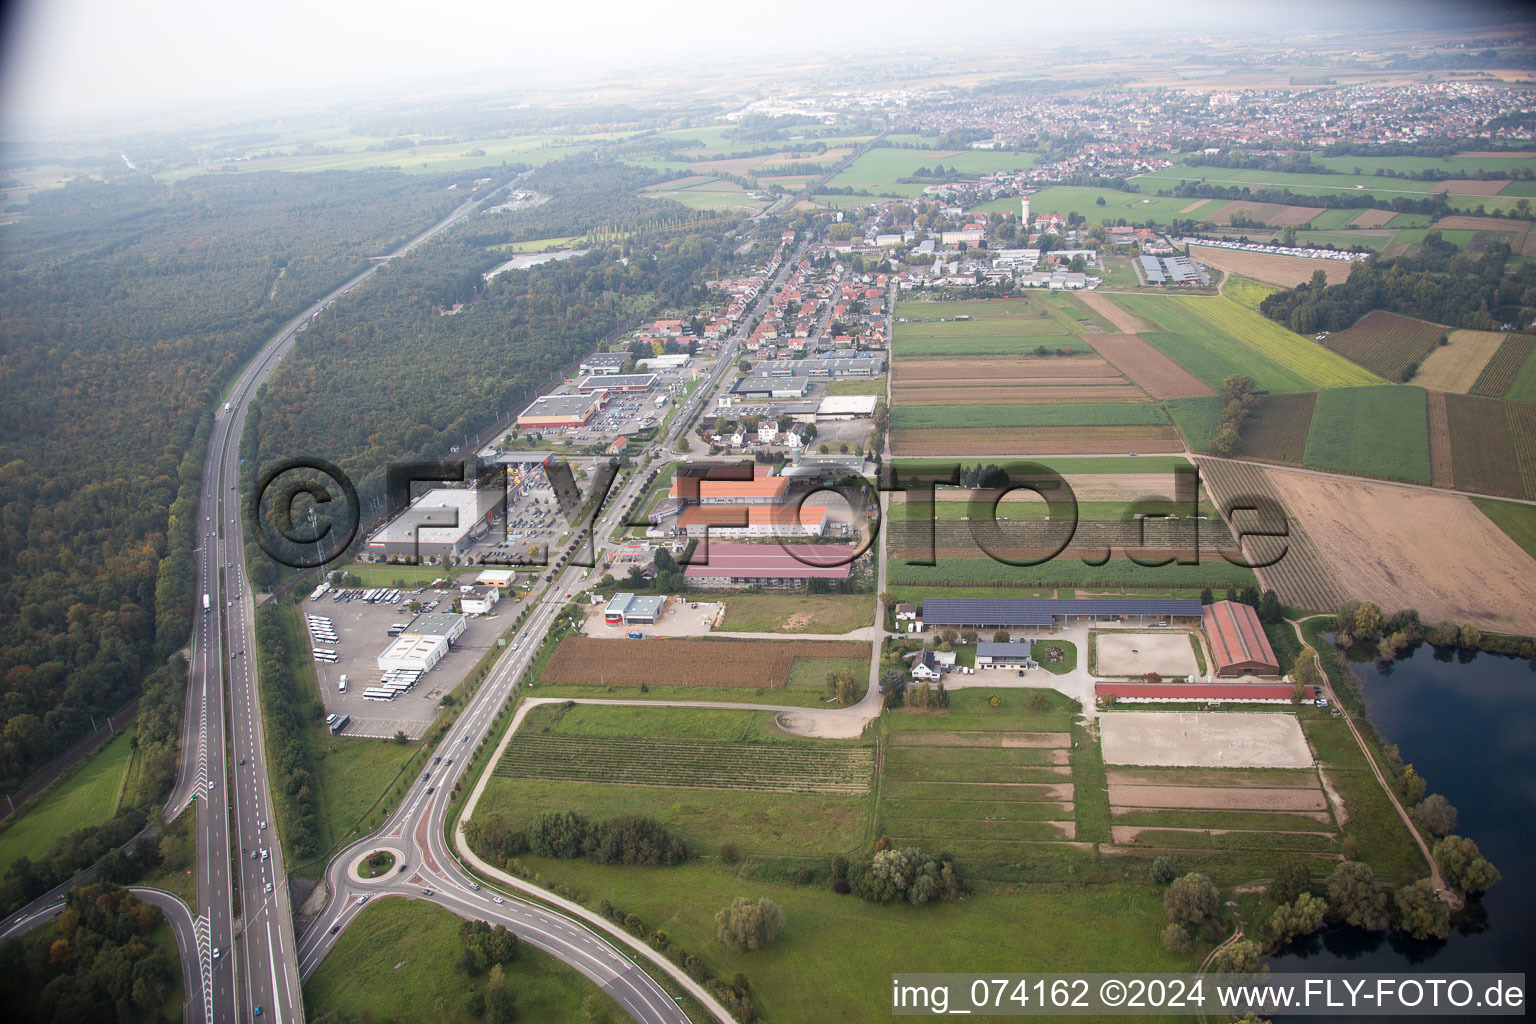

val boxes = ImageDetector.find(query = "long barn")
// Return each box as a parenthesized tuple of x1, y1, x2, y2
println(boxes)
(1201, 600, 1281, 677)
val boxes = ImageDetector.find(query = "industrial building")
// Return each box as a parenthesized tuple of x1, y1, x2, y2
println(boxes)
(579, 352, 629, 375)
(675, 504, 828, 539)
(402, 611, 467, 644)
(670, 470, 790, 505)
(459, 585, 500, 615)
(603, 592, 665, 625)
(637, 353, 690, 370)
(376, 634, 448, 673)
(576, 372, 657, 393)
(682, 543, 858, 589)
(365, 487, 501, 560)
(732, 376, 810, 399)
(517, 392, 604, 430)
(920, 598, 1202, 632)
(815, 395, 879, 421)
(1139, 254, 1209, 287)
(1201, 600, 1281, 677)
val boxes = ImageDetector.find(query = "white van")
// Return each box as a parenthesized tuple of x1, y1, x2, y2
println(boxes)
(338, 675, 348, 693)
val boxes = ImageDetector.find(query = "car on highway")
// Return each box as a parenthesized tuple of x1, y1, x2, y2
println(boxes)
(356, 895, 368, 906)
(264, 882, 273, 893)
(329, 924, 340, 935)
(492, 896, 505, 904)
(212, 947, 222, 959)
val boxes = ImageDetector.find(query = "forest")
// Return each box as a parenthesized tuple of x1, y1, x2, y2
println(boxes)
(1259, 239, 1536, 333)
(242, 157, 748, 583)
(0, 167, 473, 789)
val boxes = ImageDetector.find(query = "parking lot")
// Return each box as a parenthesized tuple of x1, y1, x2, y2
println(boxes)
(302, 589, 507, 740)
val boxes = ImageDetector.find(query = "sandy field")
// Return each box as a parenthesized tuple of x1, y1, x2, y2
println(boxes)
(1095, 631, 1199, 677)
(1090, 333, 1217, 399)
(1426, 390, 1453, 489)
(1351, 209, 1397, 228)
(1191, 244, 1354, 287)
(1416, 329, 1508, 393)
(1100, 711, 1313, 768)
(1078, 292, 1150, 333)
(1107, 786, 1328, 811)
(1262, 465, 1536, 632)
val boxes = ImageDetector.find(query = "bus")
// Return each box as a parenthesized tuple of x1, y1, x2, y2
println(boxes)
(362, 688, 393, 701)
(203, 593, 211, 611)
(338, 674, 348, 693)
(330, 714, 350, 735)
(314, 654, 338, 664)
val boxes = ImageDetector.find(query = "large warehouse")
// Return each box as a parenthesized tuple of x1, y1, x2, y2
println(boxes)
(682, 543, 857, 589)
(402, 611, 467, 644)
(1201, 600, 1281, 677)
(675, 504, 828, 539)
(365, 487, 501, 560)
(920, 597, 1203, 631)
(517, 392, 603, 430)
(576, 373, 656, 394)
(376, 634, 448, 673)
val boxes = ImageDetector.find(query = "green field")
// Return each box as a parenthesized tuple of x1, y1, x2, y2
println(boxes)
(1164, 396, 1224, 451)
(303, 896, 618, 1022)
(329, 562, 463, 586)
(977, 185, 1203, 224)
(0, 726, 133, 875)
(644, 176, 768, 213)
(825, 148, 1038, 197)
(1303, 386, 1432, 484)
(1311, 153, 1536, 177)
(1223, 274, 1281, 310)
(165, 133, 599, 180)
(1111, 294, 1378, 393)
(1133, 164, 1529, 215)
(893, 333, 1082, 358)
(298, 728, 422, 873)
(888, 455, 1194, 476)
(476, 703, 874, 857)
(1472, 497, 1536, 561)
(890, 403, 1169, 431)
(825, 379, 887, 396)
(716, 592, 874, 633)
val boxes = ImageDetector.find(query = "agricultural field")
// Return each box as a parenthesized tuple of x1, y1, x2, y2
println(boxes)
(893, 384, 1141, 406)
(886, 555, 1258, 591)
(892, 333, 1085, 358)
(1230, 392, 1318, 464)
(975, 185, 1203, 224)
(1472, 498, 1536, 562)
(478, 703, 873, 857)
(1428, 215, 1535, 255)
(715, 593, 873, 633)
(1087, 333, 1215, 399)
(1110, 294, 1375, 392)
(1426, 390, 1453, 488)
(1165, 396, 1224, 452)
(1196, 458, 1344, 614)
(1470, 334, 1536, 399)
(879, 689, 1082, 858)
(1444, 393, 1533, 501)
(1415, 329, 1507, 393)
(1075, 290, 1148, 331)
(890, 402, 1170, 431)
(0, 726, 133, 874)
(1221, 274, 1282, 310)
(1133, 164, 1527, 214)
(641, 175, 768, 213)
(1192, 244, 1354, 288)
(538, 637, 869, 688)
(1321, 310, 1447, 381)
(892, 426, 1185, 456)
(1303, 386, 1431, 484)
(824, 147, 1038, 197)
(1208, 200, 1325, 227)
(1258, 463, 1536, 632)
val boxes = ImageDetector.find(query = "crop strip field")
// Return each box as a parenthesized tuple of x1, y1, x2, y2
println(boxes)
(1320, 310, 1446, 381)
(1444, 393, 1526, 500)
(892, 426, 1185, 456)
(1470, 335, 1536, 397)
(494, 733, 873, 794)
(539, 638, 869, 687)
(892, 385, 1142, 405)
(1088, 334, 1216, 399)
(1426, 390, 1454, 488)
(1415, 330, 1507, 393)
(1303, 386, 1432, 485)
(1504, 401, 1536, 501)
(1196, 458, 1344, 612)
(1230, 392, 1317, 464)
(1178, 297, 1381, 388)
(891, 358, 1123, 383)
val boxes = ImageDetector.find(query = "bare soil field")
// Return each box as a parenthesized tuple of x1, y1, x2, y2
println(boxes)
(1425, 389, 1454, 489)
(888, 473, 1198, 507)
(1212, 201, 1326, 227)
(1431, 179, 1511, 196)
(894, 426, 1185, 456)
(1261, 464, 1536, 632)
(890, 731, 1069, 748)
(1107, 769, 1319, 789)
(892, 358, 1122, 382)
(1089, 333, 1217, 399)
(1094, 632, 1198, 677)
(1108, 785, 1326, 811)
(893, 385, 1142, 406)
(1190, 244, 1354, 287)
(1101, 711, 1313, 769)
(1078, 292, 1150, 333)
(1416, 330, 1508, 393)
(541, 637, 868, 687)
(1351, 209, 1397, 228)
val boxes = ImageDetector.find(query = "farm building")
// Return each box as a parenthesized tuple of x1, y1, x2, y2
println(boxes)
(921, 598, 1202, 632)
(516, 392, 603, 430)
(675, 504, 828, 539)
(365, 487, 501, 560)
(682, 543, 858, 589)
(376, 634, 449, 673)
(976, 641, 1034, 667)
(576, 372, 657, 394)
(1096, 682, 1317, 704)
(816, 395, 879, 421)
(402, 611, 467, 644)
(1201, 600, 1281, 677)
(579, 352, 628, 375)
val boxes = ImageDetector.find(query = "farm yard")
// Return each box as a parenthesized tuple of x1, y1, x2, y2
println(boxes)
(1415, 329, 1507, 393)
(538, 637, 869, 688)
(1320, 310, 1446, 381)
(1258, 463, 1536, 632)
(476, 703, 874, 858)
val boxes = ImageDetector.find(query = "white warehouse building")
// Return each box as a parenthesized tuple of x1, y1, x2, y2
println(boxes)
(376, 634, 449, 673)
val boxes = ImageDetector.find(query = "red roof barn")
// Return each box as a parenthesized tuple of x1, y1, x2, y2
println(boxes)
(1202, 600, 1281, 677)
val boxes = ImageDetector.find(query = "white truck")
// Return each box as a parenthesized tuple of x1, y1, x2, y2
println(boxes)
(203, 593, 211, 611)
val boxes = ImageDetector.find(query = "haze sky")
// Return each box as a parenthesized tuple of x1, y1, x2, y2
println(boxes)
(0, 0, 1523, 129)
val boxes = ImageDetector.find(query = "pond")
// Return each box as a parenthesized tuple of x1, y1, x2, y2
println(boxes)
(1273, 640, 1534, 986)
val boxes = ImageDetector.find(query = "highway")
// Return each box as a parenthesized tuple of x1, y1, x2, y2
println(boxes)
(174, 185, 501, 1024)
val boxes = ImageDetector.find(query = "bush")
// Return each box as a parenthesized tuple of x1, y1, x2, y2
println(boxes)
(1433, 835, 1500, 896)
(1149, 856, 1178, 885)
(1164, 873, 1218, 925)
(715, 897, 785, 953)
(849, 847, 962, 906)
(717, 841, 739, 865)
(1161, 923, 1193, 954)
(1414, 794, 1458, 837)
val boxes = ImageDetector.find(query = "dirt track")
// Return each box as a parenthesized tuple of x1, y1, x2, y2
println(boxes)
(1078, 292, 1149, 333)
